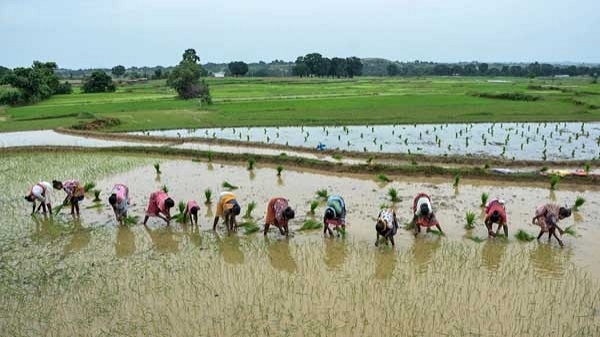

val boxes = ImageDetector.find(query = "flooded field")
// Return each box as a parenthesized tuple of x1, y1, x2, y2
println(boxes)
(1, 152, 599, 336)
(133, 122, 600, 161)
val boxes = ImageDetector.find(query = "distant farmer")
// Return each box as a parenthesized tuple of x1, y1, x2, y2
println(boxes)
(411, 193, 442, 235)
(143, 190, 174, 226)
(213, 191, 241, 231)
(53, 179, 85, 216)
(263, 197, 295, 236)
(109, 184, 130, 225)
(24, 181, 54, 215)
(184, 200, 200, 226)
(323, 195, 346, 236)
(484, 198, 508, 238)
(375, 208, 399, 247)
(532, 203, 572, 247)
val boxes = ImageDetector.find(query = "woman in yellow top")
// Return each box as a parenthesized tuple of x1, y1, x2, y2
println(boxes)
(213, 192, 242, 231)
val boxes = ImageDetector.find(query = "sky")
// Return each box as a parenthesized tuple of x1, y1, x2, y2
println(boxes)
(1, 0, 599, 69)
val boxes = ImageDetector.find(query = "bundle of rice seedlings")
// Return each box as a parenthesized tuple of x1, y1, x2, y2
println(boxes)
(310, 200, 319, 214)
(244, 201, 256, 219)
(222, 181, 238, 190)
(453, 175, 460, 187)
(247, 159, 256, 170)
(549, 175, 560, 190)
(315, 189, 328, 200)
(83, 182, 96, 193)
(377, 174, 391, 183)
(93, 190, 101, 202)
(388, 187, 400, 203)
(162, 185, 169, 193)
(300, 220, 322, 230)
(204, 188, 212, 204)
(515, 229, 535, 242)
(122, 215, 139, 225)
(464, 211, 476, 229)
(564, 226, 577, 236)
(240, 222, 260, 234)
(153, 163, 161, 174)
(468, 235, 485, 243)
(574, 196, 585, 211)
(480, 193, 489, 207)
(276, 166, 283, 176)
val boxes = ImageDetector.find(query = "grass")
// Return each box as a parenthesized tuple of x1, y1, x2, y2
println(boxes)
(315, 188, 328, 200)
(204, 188, 212, 204)
(464, 211, 476, 229)
(2, 77, 599, 132)
(300, 220, 322, 230)
(83, 182, 96, 192)
(244, 201, 256, 219)
(309, 200, 319, 214)
(377, 173, 391, 183)
(549, 175, 560, 190)
(388, 187, 400, 203)
(222, 181, 238, 190)
(480, 192, 489, 207)
(574, 196, 585, 211)
(276, 165, 283, 176)
(515, 229, 535, 242)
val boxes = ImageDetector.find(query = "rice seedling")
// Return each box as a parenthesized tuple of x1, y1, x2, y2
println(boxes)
(480, 193, 489, 207)
(93, 189, 101, 202)
(335, 226, 347, 236)
(332, 153, 342, 160)
(240, 222, 260, 234)
(428, 229, 445, 236)
(222, 181, 238, 190)
(244, 201, 257, 219)
(515, 229, 535, 242)
(453, 174, 460, 187)
(549, 175, 560, 190)
(388, 187, 400, 203)
(153, 162, 161, 174)
(564, 226, 577, 237)
(207, 151, 213, 162)
(468, 235, 485, 243)
(275, 165, 284, 176)
(310, 200, 319, 214)
(315, 188, 328, 200)
(122, 215, 139, 225)
(574, 196, 585, 211)
(377, 173, 391, 183)
(464, 211, 476, 229)
(541, 166, 548, 172)
(367, 156, 374, 165)
(300, 220, 322, 230)
(178, 201, 186, 214)
(204, 188, 212, 204)
(247, 158, 256, 170)
(162, 185, 169, 193)
(83, 182, 96, 192)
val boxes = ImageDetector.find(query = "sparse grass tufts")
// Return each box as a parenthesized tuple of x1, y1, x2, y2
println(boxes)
(388, 187, 400, 203)
(480, 193, 489, 207)
(300, 220, 322, 230)
(549, 175, 560, 190)
(515, 230, 535, 242)
(244, 201, 257, 219)
(574, 196, 585, 211)
(465, 211, 476, 229)
(153, 162, 161, 174)
(377, 173, 391, 183)
(204, 188, 213, 204)
(222, 181, 238, 190)
(316, 188, 328, 200)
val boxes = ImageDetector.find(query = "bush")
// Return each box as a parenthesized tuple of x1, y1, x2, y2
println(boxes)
(82, 71, 116, 93)
(53, 81, 72, 94)
(0, 87, 25, 105)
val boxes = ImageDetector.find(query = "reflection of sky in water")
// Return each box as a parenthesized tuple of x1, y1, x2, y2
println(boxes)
(134, 122, 600, 161)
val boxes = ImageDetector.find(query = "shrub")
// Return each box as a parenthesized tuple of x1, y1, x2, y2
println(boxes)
(0, 87, 25, 105)
(53, 81, 72, 94)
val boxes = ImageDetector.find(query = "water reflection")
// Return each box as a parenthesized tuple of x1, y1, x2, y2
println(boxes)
(144, 225, 179, 254)
(115, 225, 136, 258)
(63, 219, 91, 254)
(573, 211, 584, 224)
(31, 215, 62, 242)
(266, 238, 297, 273)
(324, 238, 348, 271)
(529, 243, 573, 278)
(412, 236, 442, 272)
(481, 239, 508, 272)
(374, 249, 396, 280)
(216, 234, 245, 265)
(182, 222, 203, 248)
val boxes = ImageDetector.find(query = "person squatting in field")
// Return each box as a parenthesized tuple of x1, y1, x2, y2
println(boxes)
(109, 184, 130, 225)
(53, 179, 85, 216)
(532, 203, 572, 247)
(184, 200, 200, 226)
(375, 208, 399, 246)
(24, 181, 54, 215)
(263, 197, 295, 236)
(485, 198, 508, 238)
(143, 190, 174, 226)
(411, 193, 442, 235)
(213, 191, 241, 231)
(323, 195, 346, 236)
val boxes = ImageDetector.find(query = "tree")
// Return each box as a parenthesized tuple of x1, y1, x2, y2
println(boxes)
(152, 68, 163, 80)
(167, 49, 211, 103)
(82, 71, 116, 93)
(345, 57, 363, 78)
(304, 53, 323, 76)
(292, 59, 310, 77)
(111, 65, 126, 78)
(4, 61, 59, 103)
(386, 63, 399, 76)
(330, 57, 347, 77)
(228, 61, 249, 76)
(478, 63, 489, 75)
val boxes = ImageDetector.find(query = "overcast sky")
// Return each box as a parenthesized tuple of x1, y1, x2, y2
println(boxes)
(1, 0, 599, 68)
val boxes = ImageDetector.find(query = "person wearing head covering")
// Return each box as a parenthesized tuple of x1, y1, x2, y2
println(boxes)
(411, 193, 442, 235)
(53, 179, 85, 216)
(24, 181, 54, 215)
(109, 184, 130, 225)
(263, 197, 295, 236)
(143, 191, 174, 226)
(184, 200, 200, 226)
(484, 198, 508, 237)
(213, 192, 241, 231)
(532, 203, 572, 247)
(323, 195, 346, 236)
(375, 208, 399, 247)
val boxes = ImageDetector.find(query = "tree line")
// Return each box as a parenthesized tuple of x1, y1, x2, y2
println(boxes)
(292, 53, 363, 78)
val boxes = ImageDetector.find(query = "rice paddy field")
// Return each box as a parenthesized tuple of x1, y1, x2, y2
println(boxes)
(1, 76, 600, 132)
(1, 151, 600, 336)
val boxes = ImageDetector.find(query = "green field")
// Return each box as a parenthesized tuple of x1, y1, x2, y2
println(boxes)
(1, 77, 599, 132)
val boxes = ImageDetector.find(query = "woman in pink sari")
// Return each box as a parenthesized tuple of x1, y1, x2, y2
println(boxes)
(183, 200, 200, 226)
(143, 191, 174, 226)
(109, 184, 130, 225)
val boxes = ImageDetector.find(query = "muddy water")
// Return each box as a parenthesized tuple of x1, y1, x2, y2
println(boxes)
(134, 122, 600, 161)
(1, 154, 600, 336)
(0, 130, 157, 148)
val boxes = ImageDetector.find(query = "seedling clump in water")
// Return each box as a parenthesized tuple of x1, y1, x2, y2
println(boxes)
(480, 193, 489, 207)
(222, 181, 238, 190)
(464, 211, 476, 229)
(574, 196, 585, 211)
(204, 188, 212, 204)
